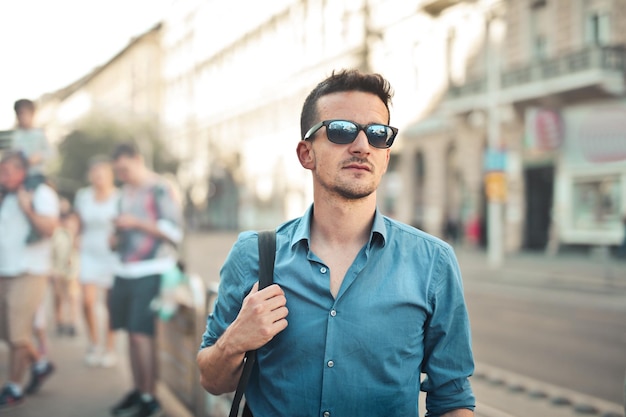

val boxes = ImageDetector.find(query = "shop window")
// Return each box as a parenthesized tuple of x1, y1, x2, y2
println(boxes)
(572, 176, 621, 230)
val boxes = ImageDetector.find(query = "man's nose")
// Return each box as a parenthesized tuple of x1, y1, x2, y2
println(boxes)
(349, 130, 371, 154)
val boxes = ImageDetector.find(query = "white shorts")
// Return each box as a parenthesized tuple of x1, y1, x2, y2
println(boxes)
(79, 253, 116, 289)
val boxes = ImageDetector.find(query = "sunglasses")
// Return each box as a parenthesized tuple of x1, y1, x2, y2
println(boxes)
(303, 119, 398, 149)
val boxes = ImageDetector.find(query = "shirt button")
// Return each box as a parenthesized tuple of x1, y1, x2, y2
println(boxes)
(330, 309, 336, 317)
(323, 412, 330, 417)
(327, 360, 334, 368)
(320, 267, 327, 274)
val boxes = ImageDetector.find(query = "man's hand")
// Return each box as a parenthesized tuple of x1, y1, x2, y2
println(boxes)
(221, 283, 289, 354)
(114, 214, 142, 230)
(197, 282, 289, 395)
(29, 153, 43, 166)
(16, 187, 33, 214)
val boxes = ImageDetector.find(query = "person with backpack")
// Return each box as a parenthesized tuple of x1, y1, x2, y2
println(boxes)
(108, 143, 183, 417)
(0, 151, 59, 410)
(197, 70, 475, 417)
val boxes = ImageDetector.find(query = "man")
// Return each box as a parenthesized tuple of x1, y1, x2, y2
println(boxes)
(108, 143, 183, 417)
(0, 151, 58, 410)
(11, 99, 52, 190)
(197, 70, 475, 416)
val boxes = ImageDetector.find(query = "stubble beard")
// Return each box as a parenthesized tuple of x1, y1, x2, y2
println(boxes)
(314, 170, 377, 201)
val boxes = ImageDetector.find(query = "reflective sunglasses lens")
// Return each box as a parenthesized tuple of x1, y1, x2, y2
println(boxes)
(366, 125, 392, 148)
(327, 121, 358, 144)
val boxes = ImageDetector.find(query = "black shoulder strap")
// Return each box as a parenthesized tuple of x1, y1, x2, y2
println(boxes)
(229, 230, 276, 417)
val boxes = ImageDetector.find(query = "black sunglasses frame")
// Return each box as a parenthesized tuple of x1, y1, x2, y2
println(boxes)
(303, 119, 398, 149)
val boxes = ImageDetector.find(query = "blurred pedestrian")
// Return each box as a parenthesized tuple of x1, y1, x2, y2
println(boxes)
(108, 143, 183, 417)
(197, 70, 475, 417)
(0, 151, 59, 410)
(10, 99, 53, 244)
(50, 208, 81, 337)
(74, 157, 120, 367)
(10, 99, 51, 192)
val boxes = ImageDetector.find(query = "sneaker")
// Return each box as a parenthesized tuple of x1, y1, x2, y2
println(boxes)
(85, 346, 101, 367)
(100, 351, 118, 368)
(0, 386, 24, 410)
(24, 361, 55, 395)
(136, 397, 163, 417)
(111, 389, 141, 416)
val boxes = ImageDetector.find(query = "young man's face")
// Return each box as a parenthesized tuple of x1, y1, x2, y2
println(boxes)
(297, 90, 391, 200)
(16, 107, 34, 129)
(113, 155, 142, 185)
(0, 160, 27, 191)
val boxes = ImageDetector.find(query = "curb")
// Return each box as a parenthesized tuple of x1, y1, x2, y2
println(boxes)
(475, 362, 624, 417)
(157, 381, 195, 417)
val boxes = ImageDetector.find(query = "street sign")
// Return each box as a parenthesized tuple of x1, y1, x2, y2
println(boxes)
(483, 148, 507, 172)
(485, 172, 507, 202)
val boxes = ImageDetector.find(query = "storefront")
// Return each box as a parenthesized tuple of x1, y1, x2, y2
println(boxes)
(555, 101, 626, 247)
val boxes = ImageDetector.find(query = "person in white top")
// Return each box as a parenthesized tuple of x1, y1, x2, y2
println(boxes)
(74, 157, 120, 367)
(0, 151, 59, 410)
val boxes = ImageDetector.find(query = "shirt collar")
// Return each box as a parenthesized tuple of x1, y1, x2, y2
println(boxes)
(290, 204, 387, 249)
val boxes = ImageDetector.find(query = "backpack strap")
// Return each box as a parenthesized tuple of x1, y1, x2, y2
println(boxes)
(229, 230, 276, 417)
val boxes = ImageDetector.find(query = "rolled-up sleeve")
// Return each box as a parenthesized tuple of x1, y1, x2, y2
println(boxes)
(421, 245, 475, 416)
(200, 232, 257, 349)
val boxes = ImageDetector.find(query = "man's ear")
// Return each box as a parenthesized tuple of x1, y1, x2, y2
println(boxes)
(297, 140, 315, 170)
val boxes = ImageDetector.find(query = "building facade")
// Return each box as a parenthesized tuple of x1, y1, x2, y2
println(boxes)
(411, 0, 626, 252)
(38, 24, 164, 155)
(162, 0, 494, 231)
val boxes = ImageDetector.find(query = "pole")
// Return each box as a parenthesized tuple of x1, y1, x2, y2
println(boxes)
(486, 10, 504, 268)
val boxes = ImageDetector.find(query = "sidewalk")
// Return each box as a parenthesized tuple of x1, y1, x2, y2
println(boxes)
(455, 246, 626, 293)
(0, 331, 130, 417)
(0, 315, 190, 417)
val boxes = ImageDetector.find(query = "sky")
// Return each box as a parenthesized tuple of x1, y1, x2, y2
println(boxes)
(0, 0, 167, 129)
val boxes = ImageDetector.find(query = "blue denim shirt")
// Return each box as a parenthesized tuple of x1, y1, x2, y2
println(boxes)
(201, 206, 475, 417)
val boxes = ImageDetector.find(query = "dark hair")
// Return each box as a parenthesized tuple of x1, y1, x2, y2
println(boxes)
(14, 99, 35, 114)
(0, 150, 29, 171)
(300, 69, 394, 139)
(112, 142, 140, 160)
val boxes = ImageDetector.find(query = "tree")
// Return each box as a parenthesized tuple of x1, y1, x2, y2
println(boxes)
(53, 115, 179, 195)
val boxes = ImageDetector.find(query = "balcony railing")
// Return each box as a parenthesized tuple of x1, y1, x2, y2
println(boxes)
(502, 45, 626, 88)
(447, 44, 626, 100)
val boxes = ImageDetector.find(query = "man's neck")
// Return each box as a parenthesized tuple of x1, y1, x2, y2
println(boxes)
(310, 193, 377, 248)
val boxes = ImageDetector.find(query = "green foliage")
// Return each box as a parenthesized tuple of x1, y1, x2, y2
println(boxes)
(53, 115, 179, 194)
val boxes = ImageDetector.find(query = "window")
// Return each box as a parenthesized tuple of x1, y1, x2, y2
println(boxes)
(585, 11, 610, 45)
(572, 176, 621, 231)
(530, 0, 549, 60)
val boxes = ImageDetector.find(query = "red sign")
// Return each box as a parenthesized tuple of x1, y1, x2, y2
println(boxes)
(525, 108, 563, 151)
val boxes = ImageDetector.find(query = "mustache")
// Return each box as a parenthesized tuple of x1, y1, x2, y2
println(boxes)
(341, 157, 373, 169)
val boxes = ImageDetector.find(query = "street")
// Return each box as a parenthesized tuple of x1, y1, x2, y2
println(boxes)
(466, 278, 626, 405)
(185, 232, 626, 413)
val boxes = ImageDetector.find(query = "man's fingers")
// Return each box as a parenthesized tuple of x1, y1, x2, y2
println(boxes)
(249, 282, 259, 294)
